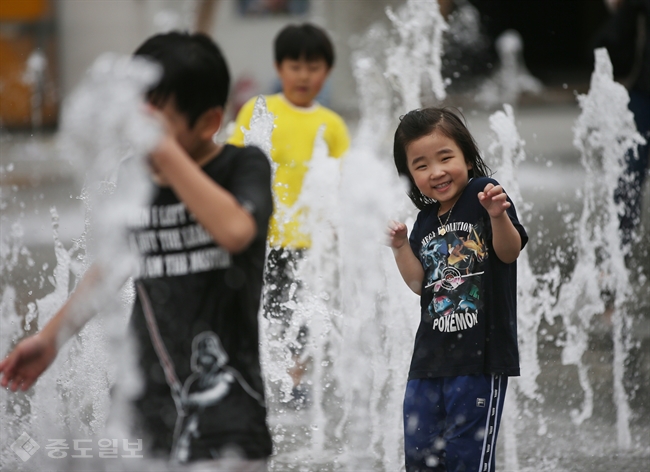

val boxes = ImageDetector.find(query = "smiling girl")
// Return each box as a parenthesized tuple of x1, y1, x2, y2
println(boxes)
(388, 108, 528, 472)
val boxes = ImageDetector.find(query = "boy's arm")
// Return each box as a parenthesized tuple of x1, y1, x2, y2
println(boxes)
(389, 221, 424, 295)
(150, 136, 257, 254)
(478, 183, 522, 264)
(0, 264, 116, 391)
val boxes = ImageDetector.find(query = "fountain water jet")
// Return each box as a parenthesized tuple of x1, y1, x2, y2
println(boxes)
(552, 47, 645, 449)
(384, 0, 447, 112)
(474, 30, 543, 109)
(1, 53, 161, 471)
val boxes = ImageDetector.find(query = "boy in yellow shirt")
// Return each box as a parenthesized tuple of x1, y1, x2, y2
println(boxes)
(228, 23, 350, 406)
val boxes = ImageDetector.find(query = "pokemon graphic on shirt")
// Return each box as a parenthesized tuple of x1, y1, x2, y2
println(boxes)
(419, 221, 487, 332)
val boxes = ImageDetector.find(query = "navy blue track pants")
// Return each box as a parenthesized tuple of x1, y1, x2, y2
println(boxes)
(403, 374, 508, 472)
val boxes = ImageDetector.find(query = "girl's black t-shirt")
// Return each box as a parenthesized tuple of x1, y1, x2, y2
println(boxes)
(127, 144, 273, 461)
(408, 177, 528, 380)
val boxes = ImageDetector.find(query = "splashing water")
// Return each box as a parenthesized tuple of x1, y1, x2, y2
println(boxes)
(385, 0, 448, 112)
(242, 95, 276, 161)
(350, 0, 450, 159)
(552, 48, 644, 448)
(350, 22, 393, 152)
(257, 119, 413, 470)
(484, 104, 560, 471)
(1, 54, 160, 471)
(475, 30, 543, 109)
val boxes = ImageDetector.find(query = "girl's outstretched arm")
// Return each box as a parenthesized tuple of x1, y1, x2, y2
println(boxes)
(388, 221, 424, 295)
(478, 183, 522, 264)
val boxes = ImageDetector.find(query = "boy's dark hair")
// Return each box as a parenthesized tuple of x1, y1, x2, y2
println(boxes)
(274, 23, 335, 68)
(393, 107, 492, 210)
(134, 31, 230, 128)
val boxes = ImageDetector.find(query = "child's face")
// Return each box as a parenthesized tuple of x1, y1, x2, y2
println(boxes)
(154, 97, 220, 161)
(276, 57, 330, 107)
(155, 98, 200, 153)
(406, 130, 472, 212)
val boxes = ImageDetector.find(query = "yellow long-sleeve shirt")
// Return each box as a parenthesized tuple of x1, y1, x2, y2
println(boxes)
(228, 94, 350, 249)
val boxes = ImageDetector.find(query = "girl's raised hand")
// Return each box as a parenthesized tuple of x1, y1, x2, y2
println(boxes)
(388, 220, 408, 249)
(478, 183, 511, 218)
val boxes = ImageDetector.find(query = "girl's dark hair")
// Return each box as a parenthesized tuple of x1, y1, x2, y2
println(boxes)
(274, 23, 335, 68)
(134, 31, 230, 128)
(393, 107, 491, 210)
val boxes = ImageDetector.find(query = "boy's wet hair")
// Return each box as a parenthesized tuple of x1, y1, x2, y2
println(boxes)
(134, 31, 230, 128)
(393, 107, 492, 210)
(274, 23, 335, 68)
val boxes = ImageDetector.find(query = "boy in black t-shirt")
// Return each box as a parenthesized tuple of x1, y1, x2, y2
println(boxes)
(0, 32, 273, 470)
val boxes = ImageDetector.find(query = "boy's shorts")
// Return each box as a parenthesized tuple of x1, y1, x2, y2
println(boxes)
(403, 374, 508, 472)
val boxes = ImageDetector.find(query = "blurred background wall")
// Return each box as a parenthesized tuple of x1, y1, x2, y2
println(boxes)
(1, 0, 612, 130)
